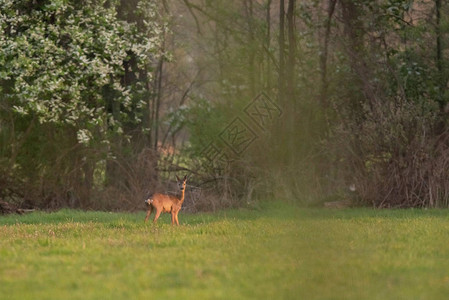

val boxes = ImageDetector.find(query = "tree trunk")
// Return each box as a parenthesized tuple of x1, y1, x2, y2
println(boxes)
(82, 157, 94, 208)
(435, 0, 444, 105)
(339, 0, 377, 107)
(266, 0, 272, 91)
(286, 0, 296, 160)
(154, 28, 166, 151)
(286, 0, 296, 103)
(319, 0, 337, 110)
(244, 0, 256, 97)
(278, 0, 286, 104)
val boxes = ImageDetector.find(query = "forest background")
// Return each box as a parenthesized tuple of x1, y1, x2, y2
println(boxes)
(1, 0, 448, 211)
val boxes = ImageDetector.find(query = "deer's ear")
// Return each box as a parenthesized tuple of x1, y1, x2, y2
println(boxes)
(176, 175, 180, 181)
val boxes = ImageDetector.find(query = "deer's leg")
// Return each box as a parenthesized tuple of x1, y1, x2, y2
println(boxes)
(175, 213, 179, 226)
(153, 209, 162, 224)
(171, 211, 175, 226)
(144, 206, 153, 223)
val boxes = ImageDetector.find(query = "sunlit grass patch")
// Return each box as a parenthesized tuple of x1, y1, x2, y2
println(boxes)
(1, 204, 449, 299)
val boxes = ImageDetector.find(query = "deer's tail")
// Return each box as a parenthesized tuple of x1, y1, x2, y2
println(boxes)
(144, 193, 154, 205)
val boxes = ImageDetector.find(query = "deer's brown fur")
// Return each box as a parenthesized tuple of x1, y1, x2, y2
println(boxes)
(144, 175, 187, 226)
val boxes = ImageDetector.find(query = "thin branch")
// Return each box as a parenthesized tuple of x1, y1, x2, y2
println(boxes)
(181, 0, 202, 35)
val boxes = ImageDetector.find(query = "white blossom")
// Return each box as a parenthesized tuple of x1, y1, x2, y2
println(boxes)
(77, 129, 92, 145)
(0, 0, 165, 144)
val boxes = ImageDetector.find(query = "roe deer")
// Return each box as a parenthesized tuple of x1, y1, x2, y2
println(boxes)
(144, 175, 187, 225)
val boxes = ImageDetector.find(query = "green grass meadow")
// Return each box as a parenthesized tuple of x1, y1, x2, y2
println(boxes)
(2, 202, 449, 299)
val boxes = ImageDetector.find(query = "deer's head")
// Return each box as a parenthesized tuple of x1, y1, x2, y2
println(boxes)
(176, 175, 187, 191)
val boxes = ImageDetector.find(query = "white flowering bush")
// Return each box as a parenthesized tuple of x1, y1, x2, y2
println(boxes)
(0, 0, 163, 144)
(0, 0, 167, 208)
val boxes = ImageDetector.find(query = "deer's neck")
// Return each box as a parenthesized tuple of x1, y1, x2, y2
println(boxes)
(179, 189, 185, 204)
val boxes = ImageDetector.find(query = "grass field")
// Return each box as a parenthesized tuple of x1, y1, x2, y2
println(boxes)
(1, 202, 449, 300)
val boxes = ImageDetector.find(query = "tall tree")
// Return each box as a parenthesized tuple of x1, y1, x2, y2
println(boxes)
(279, 0, 286, 103)
(0, 0, 163, 207)
(265, 0, 273, 91)
(319, 0, 337, 110)
(435, 0, 444, 104)
(286, 0, 296, 103)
